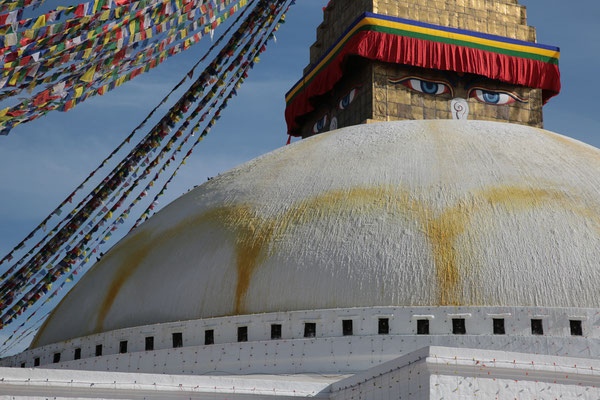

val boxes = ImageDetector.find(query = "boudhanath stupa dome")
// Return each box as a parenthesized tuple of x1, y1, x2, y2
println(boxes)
(33, 120, 600, 347)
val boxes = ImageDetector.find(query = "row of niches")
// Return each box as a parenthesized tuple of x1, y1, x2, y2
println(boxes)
(3, 306, 597, 369)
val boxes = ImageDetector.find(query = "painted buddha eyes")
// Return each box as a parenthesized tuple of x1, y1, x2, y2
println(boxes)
(339, 87, 360, 110)
(469, 88, 526, 105)
(312, 86, 362, 134)
(390, 77, 528, 106)
(405, 79, 451, 95)
(312, 114, 328, 134)
(390, 77, 453, 97)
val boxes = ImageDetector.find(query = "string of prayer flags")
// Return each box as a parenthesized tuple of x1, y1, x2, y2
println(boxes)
(0, 0, 293, 332)
(0, 0, 249, 135)
(0, 0, 254, 274)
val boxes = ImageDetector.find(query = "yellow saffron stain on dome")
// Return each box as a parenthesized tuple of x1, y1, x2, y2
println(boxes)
(424, 203, 469, 306)
(203, 207, 277, 314)
(84, 183, 600, 334)
(96, 230, 153, 332)
(423, 185, 600, 305)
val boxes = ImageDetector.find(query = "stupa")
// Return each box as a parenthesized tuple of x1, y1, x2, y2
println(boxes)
(2, 0, 600, 399)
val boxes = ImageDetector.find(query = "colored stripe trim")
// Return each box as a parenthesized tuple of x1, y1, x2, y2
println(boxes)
(286, 14, 559, 103)
(371, 12, 559, 52)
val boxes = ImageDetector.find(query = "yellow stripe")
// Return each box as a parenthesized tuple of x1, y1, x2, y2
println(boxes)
(286, 19, 368, 101)
(374, 18, 559, 58)
(286, 16, 559, 102)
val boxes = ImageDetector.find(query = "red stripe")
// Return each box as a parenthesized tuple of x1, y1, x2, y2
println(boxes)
(285, 30, 561, 135)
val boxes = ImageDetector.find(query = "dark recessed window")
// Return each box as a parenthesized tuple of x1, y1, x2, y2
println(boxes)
(237, 326, 248, 342)
(493, 318, 505, 335)
(172, 332, 183, 348)
(452, 318, 466, 335)
(145, 336, 154, 351)
(304, 322, 316, 338)
(205, 329, 215, 345)
(95, 344, 103, 357)
(271, 324, 282, 340)
(531, 319, 544, 335)
(342, 320, 353, 336)
(20, 362, 25, 368)
(417, 319, 429, 335)
(119, 340, 128, 354)
(74, 348, 81, 360)
(570, 320, 583, 336)
(53, 353, 61, 364)
(378, 318, 389, 334)
(34, 357, 40, 367)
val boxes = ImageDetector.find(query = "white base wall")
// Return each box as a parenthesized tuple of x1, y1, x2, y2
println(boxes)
(3, 346, 600, 399)
(4, 306, 600, 375)
(331, 346, 600, 400)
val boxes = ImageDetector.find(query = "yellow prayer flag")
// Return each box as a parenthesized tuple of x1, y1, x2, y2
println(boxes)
(74, 86, 84, 98)
(8, 73, 18, 86)
(0, 107, 9, 117)
(32, 14, 46, 29)
(80, 65, 97, 82)
(100, 10, 110, 21)
(83, 48, 93, 59)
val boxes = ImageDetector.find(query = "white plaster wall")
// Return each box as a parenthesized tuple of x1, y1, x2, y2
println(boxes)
(330, 349, 431, 400)
(427, 347, 600, 399)
(32, 120, 600, 347)
(3, 306, 600, 375)
(3, 346, 600, 399)
(430, 374, 600, 399)
(0, 366, 336, 399)
(331, 346, 600, 400)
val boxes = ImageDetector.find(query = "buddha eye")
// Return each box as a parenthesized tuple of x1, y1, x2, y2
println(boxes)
(339, 87, 360, 110)
(390, 77, 452, 96)
(312, 114, 328, 134)
(469, 88, 525, 105)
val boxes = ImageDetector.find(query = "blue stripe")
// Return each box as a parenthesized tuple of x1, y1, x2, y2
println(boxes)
(366, 12, 560, 52)
(285, 11, 368, 98)
(286, 12, 560, 98)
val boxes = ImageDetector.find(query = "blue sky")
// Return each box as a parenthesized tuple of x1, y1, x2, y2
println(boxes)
(0, 1, 598, 289)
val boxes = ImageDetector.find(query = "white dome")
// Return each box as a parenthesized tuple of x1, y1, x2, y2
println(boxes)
(33, 120, 600, 347)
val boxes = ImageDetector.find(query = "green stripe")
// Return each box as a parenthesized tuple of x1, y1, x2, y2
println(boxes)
(287, 25, 558, 104)
(286, 32, 358, 103)
(367, 25, 559, 64)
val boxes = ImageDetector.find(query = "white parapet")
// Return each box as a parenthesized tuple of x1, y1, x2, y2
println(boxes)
(2, 306, 600, 376)
(2, 346, 600, 399)
(331, 346, 600, 400)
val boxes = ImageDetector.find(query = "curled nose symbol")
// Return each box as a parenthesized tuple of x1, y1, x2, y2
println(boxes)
(451, 98, 469, 120)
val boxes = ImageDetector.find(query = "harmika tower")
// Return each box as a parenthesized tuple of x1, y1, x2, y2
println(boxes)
(285, 0, 560, 138)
